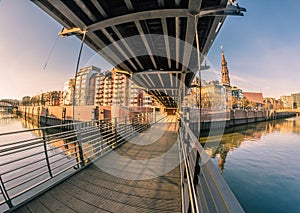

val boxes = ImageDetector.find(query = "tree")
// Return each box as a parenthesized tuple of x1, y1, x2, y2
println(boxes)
(30, 96, 39, 106)
(21, 96, 31, 106)
(232, 96, 239, 109)
(242, 97, 249, 110)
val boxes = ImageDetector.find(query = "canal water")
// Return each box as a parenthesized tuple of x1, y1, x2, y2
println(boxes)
(202, 116, 300, 213)
(0, 111, 76, 212)
(1, 110, 300, 212)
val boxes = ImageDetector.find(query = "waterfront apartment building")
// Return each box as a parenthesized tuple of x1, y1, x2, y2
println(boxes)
(94, 71, 113, 106)
(75, 66, 101, 106)
(129, 80, 152, 108)
(72, 65, 156, 109)
(112, 72, 130, 106)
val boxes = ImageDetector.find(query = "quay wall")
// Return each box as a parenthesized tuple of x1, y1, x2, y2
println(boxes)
(17, 105, 150, 126)
(186, 109, 296, 134)
(18, 106, 296, 131)
(17, 106, 100, 126)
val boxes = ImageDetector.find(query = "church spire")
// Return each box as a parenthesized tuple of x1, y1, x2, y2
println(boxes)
(221, 51, 230, 86)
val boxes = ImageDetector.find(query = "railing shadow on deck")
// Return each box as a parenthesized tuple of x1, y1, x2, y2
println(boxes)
(0, 112, 164, 212)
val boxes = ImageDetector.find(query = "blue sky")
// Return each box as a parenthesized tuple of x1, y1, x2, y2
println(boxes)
(0, 0, 299, 99)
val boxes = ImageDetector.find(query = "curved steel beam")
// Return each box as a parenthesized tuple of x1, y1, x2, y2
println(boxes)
(88, 9, 189, 32)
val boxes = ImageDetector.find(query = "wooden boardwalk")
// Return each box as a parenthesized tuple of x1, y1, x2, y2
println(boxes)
(14, 116, 181, 213)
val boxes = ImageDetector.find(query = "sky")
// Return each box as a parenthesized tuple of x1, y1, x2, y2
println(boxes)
(0, 0, 299, 100)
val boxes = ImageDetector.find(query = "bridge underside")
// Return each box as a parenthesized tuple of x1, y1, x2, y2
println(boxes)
(31, 0, 234, 108)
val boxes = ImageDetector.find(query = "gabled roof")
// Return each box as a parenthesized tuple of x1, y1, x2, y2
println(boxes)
(243, 92, 264, 104)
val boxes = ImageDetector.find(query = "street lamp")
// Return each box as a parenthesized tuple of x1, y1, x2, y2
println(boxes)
(189, 3, 246, 138)
(59, 27, 87, 122)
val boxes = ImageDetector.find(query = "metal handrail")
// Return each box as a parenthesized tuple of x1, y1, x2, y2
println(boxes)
(0, 112, 161, 212)
(178, 117, 245, 213)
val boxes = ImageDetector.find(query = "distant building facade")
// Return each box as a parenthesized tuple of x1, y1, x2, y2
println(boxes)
(202, 81, 227, 110)
(42, 91, 62, 106)
(231, 86, 243, 109)
(62, 79, 75, 106)
(187, 51, 234, 111)
(95, 71, 113, 106)
(291, 93, 300, 109)
(280, 95, 294, 109)
(264, 97, 280, 110)
(112, 71, 130, 106)
(75, 66, 101, 106)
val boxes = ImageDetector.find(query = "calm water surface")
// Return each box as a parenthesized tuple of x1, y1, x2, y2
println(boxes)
(0, 111, 75, 212)
(202, 116, 300, 213)
(2, 111, 300, 212)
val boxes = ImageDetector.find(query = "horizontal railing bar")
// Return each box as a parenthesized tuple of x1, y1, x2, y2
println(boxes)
(6, 169, 50, 192)
(100, 128, 114, 134)
(4, 165, 48, 185)
(47, 143, 79, 154)
(46, 133, 77, 143)
(49, 152, 78, 165)
(0, 137, 42, 149)
(0, 142, 43, 158)
(83, 148, 99, 157)
(48, 138, 79, 147)
(0, 121, 90, 137)
(80, 132, 101, 141)
(83, 142, 102, 152)
(50, 160, 78, 173)
(0, 157, 47, 176)
(0, 113, 156, 210)
(81, 139, 101, 148)
(76, 128, 97, 135)
(81, 137, 101, 145)
(45, 130, 76, 139)
(48, 147, 80, 159)
(102, 134, 116, 142)
(0, 150, 46, 167)
(52, 162, 81, 177)
(8, 176, 52, 200)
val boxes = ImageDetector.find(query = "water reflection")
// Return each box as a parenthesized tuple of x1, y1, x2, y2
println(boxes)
(201, 116, 300, 174)
(0, 110, 17, 126)
(0, 112, 80, 211)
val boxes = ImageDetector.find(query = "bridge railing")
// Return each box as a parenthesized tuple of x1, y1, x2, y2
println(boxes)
(178, 116, 244, 213)
(0, 112, 158, 212)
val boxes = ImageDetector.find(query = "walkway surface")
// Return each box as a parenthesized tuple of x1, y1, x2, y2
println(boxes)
(14, 116, 181, 213)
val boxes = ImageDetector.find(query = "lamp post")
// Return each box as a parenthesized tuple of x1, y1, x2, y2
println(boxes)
(189, 3, 246, 138)
(59, 27, 87, 122)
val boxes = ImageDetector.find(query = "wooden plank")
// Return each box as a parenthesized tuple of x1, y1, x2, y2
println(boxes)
(34, 192, 77, 212)
(48, 186, 101, 212)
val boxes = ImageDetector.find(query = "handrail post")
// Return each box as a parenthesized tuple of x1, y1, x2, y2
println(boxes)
(124, 116, 127, 140)
(76, 125, 85, 167)
(114, 117, 118, 146)
(99, 120, 104, 154)
(42, 129, 53, 178)
(0, 175, 13, 208)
